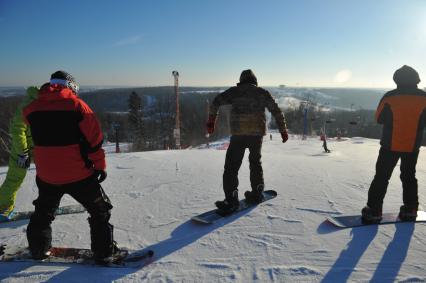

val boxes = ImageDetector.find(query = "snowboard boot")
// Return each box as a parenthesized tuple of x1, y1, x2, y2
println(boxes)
(398, 204, 418, 222)
(26, 219, 53, 260)
(94, 241, 127, 265)
(30, 248, 51, 260)
(361, 205, 382, 223)
(215, 190, 239, 216)
(245, 184, 265, 204)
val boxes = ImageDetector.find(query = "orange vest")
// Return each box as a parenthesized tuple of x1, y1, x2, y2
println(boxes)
(376, 88, 426, 152)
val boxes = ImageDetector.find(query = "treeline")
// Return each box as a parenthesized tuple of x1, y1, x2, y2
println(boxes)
(0, 96, 23, 165)
(90, 89, 231, 151)
(0, 87, 384, 166)
(273, 103, 382, 139)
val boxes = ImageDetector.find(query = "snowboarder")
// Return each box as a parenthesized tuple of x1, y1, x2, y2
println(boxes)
(206, 69, 288, 214)
(362, 65, 426, 223)
(0, 86, 38, 221)
(23, 71, 120, 264)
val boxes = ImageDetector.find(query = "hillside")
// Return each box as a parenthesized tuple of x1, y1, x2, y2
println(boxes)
(1, 134, 426, 282)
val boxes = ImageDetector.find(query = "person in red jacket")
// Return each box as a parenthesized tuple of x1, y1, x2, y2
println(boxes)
(362, 65, 426, 223)
(23, 71, 119, 264)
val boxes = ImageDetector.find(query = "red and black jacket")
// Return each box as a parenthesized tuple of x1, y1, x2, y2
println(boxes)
(23, 84, 106, 184)
(376, 87, 426, 152)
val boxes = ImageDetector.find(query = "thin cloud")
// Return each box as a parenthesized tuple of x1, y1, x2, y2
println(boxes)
(114, 35, 142, 47)
(333, 69, 352, 84)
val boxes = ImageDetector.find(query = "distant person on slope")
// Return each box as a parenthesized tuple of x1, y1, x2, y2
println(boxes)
(320, 131, 331, 153)
(0, 87, 38, 221)
(362, 65, 426, 223)
(206, 69, 288, 214)
(23, 71, 120, 264)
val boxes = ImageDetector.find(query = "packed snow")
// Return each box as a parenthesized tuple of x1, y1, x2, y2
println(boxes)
(1, 133, 426, 282)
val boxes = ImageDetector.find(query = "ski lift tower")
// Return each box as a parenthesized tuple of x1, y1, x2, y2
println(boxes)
(172, 71, 181, 149)
(302, 97, 311, 140)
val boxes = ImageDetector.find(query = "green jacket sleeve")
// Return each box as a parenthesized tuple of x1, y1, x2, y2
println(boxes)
(10, 87, 38, 156)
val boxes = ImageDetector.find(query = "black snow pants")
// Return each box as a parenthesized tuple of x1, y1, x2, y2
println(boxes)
(367, 147, 419, 209)
(27, 175, 114, 259)
(223, 135, 264, 198)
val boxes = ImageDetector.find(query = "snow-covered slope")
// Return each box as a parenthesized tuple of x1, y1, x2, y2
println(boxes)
(1, 134, 426, 282)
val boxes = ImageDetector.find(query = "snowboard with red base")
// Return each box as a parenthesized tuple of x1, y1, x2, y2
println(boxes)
(327, 210, 426, 228)
(0, 244, 154, 268)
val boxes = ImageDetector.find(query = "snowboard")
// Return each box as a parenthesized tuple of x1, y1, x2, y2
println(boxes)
(0, 204, 86, 224)
(327, 210, 426, 228)
(191, 190, 277, 224)
(0, 244, 154, 268)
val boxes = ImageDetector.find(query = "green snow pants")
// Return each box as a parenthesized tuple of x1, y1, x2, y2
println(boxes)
(0, 155, 27, 212)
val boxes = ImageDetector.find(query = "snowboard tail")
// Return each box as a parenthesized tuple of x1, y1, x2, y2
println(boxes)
(0, 245, 154, 268)
(191, 190, 277, 224)
(327, 210, 426, 228)
(0, 204, 86, 224)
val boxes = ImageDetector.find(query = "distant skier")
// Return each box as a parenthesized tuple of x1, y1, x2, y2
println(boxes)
(320, 131, 331, 153)
(0, 87, 38, 221)
(23, 71, 120, 264)
(362, 65, 426, 223)
(206, 69, 288, 214)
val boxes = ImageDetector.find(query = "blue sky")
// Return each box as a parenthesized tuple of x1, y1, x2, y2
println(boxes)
(0, 0, 425, 88)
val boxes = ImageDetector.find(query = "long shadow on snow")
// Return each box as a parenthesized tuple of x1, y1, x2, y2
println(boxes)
(0, 219, 30, 279)
(0, 262, 35, 280)
(0, 219, 29, 228)
(369, 223, 414, 283)
(43, 206, 255, 282)
(321, 225, 379, 283)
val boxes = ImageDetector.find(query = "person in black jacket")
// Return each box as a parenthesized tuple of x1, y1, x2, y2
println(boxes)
(207, 69, 288, 214)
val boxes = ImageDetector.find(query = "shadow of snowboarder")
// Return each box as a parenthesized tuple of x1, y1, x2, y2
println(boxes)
(321, 225, 379, 282)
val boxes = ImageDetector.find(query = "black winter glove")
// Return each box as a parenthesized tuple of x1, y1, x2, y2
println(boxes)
(93, 170, 107, 183)
(17, 153, 31, 169)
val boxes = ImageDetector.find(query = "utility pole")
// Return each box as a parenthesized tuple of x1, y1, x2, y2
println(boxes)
(206, 99, 210, 149)
(112, 122, 120, 153)
(172, 71, 181, 149)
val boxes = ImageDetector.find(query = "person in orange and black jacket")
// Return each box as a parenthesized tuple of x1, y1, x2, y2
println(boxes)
(362, 65, 426, 223)
(23, 71, 120, 264)
(206, 69, 288, 214)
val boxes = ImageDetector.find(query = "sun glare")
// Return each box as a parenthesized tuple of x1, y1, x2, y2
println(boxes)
(333, 69, 352, 84)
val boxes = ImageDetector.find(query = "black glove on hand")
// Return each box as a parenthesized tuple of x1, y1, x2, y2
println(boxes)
(93, 170, 107, 183)
(17, 153, 30, 169)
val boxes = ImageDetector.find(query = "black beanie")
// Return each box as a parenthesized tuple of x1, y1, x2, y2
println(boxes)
(239, 69, 258, 86)
(393, 65, 420, 87)
(50, 70, 79, 93)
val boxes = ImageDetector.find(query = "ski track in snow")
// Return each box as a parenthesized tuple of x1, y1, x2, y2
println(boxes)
(398, 277, 426, 283)
(295, 207, 342, 215)
(2, 135, 426, 282)
(198, 262, 233, 269)
(260, 265, 321, 282)
(266, 214, 303, 223)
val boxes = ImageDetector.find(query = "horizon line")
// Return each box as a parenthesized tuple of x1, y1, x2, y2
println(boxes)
(0, 84, 396, 90)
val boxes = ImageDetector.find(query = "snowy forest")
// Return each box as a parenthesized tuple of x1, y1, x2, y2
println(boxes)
(0, 87, 384, 165)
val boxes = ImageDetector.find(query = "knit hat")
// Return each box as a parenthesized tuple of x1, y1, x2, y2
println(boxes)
(50, 70, 79, 93)
(239, 69, 258, 86)
(393, 65, 420, 87)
